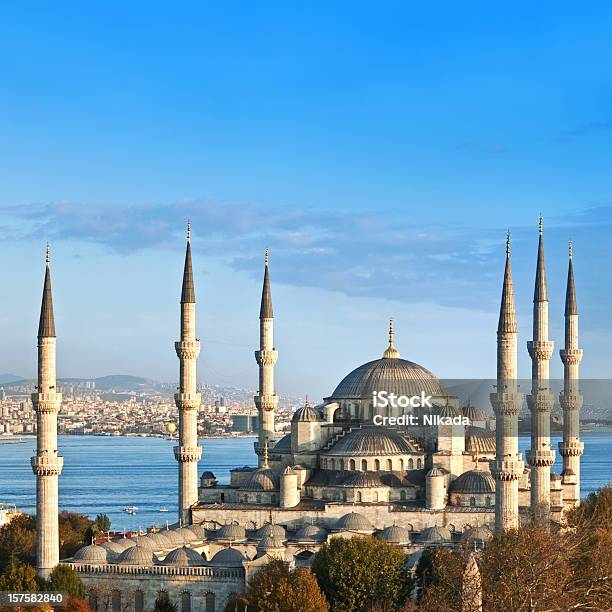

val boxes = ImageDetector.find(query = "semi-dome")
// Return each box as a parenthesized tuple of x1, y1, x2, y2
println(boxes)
(294, 524, 328, 542)
(244, 468, 279, 491)
(334, 512, 374, 533)
(461, 525, 493, 545)
(209, 547, 246, 567)
(256, 523, 286, 540)
(118, 544, 158, 566)
(449, 470, 495, 494)
(380, 525, 410, 545)
(162, 546, 206, 567)
(416, 525, 452, 544)
(72, 544, 108, 563)
(342, 471, 382, 487)
(292, 405, 320, 422)
(330, 427, 417, 456)
(214, 523, 247, 542)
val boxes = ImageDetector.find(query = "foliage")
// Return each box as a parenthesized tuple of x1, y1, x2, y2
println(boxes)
(154, 592, 178, 612)
(417, 484, 612, 612)
(243, 558, 329, 612)
(85, 513, 111, 541)
(0, 557, 39, 591)
(43, 564, 84, 599)
(312, 536, 412, 611)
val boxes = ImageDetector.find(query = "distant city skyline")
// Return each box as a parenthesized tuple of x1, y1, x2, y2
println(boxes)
(2, 3, 612, 398)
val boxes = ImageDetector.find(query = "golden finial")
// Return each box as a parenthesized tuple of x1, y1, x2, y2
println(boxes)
(569, 240, 573, 259)
(383, 318, 400, 359)
(506, 231, 511, 256)
(263, 437, 269, 468)
(265, 248, 269, 266)
(473, 451, 481, 470)
(538, 214, 543, 236)
(187, 220, 191, 242)
(45, 242, 50, 265)
(305, 394, 309, 407)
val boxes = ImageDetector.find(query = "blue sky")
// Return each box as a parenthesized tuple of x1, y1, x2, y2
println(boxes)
(1, 2, 611, 398)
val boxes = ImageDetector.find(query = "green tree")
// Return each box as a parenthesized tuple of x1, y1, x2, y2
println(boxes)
(154, 592, 178, 612)
(0, 557, 39, 591)
(312, 536, 412, 611)
(243, 558, 329, 612)
(43, 564, 84, 599)
(0, 514, 37, 572)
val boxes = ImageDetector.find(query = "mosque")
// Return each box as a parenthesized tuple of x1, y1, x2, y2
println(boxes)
(30, 222, 584, 611)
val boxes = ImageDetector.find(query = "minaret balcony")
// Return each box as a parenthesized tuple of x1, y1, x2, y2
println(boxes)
(490, 459, 524, 481)
(559, 393, 583, 411)
(31, 392, 62, 413)
(559, 348, 583, 366)
(31, 455, 63, 476)
(558, 441, 584, 457)
(173, 445, 202, 463)
(255, 349, 278, 366)
(490, 391, 523, 416)
(527, 340, 554, 361)
(526, 392, 555, 412)
(254, 394, 278, 412)
(526, 449, 556, 467)
(174, 340, 200, 360)
(174, 392, 201, 411)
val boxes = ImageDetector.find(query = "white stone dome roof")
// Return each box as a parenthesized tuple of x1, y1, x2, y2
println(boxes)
(244, 468, 279, 491)
(209, 547, 247, 567)
(99, 541, 124, 559)
(118, 544, 158, 565)
(130, 536, 156, 550)
(292, 405, 321, 422)
(329, 427, 418, 456)
(175, 527, 198, 543)
(162, 546, 206, 567)
(214, 524, 247, 542)
(328, 357, 446, 401)
(334, 512, 374, 532)
(257, 534, 285, 552)
(148, 532, 173, 550)
(114, 538, 136, 551)
(380, 525, 410, 545)
(461, 525, 493, 544)
(187, 524, 206, 540)
(72, 544, 108, 563)
(294, 524, 328, 542)
(427, 467, 445, 477)
(256, 523, 286, 540)
(416, 525, 452, 544)
(449, 469, 495, 494)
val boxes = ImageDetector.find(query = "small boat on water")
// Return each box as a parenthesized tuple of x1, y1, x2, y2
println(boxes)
(123, 505, 138, 515)
(159, 507, 169, 513)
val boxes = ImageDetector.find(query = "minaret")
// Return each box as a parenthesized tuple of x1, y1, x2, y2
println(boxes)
(490, 234, 524, 532)
(559, 241, 583, 504)
(526, 218, 555, 523)
(254, 249, 278, 466)
(31, 244, 63, 579)
(173, 222, 202, 524)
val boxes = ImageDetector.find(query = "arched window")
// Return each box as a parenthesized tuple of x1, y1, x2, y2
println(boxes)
(361, 459, 367, 471)
(181, 591, 191, 612)
(256, 494, 261, 503)
(470, 497, 476, 507)
(205, 592, 215, 612)
(374, 459, 380, 471)
(349, 459, 356, 471)
(417, 458, 422, 469)
(357, 491, 362, 502)
(400, 490, 406, 501)
(486, 496, 492, 506)
(386, 458, 392, 471)
(156, 592, 170, 610)
(134, 590, 144, 612)
(342, 490, 347, 502)
(399, 458, 404, 471)
(271, 494, 276, 504)
(330, 458, 335, 470)
(111, 590, 121, 612)
(87, 592, 98, 612)
(220, 492, 225, 502)
(408, 458, 414, 470)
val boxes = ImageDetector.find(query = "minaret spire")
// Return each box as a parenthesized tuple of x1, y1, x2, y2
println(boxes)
(526, 219, 555, 524)
(31, 244, 63, 578)
(490, 233, 524, 532)
(255, 249, 278, 466)
(174, 223, 202, 524)
(559, 241, 583, 504)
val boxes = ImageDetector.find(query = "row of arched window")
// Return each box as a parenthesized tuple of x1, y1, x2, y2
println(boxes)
(87, 589, 215, 612)
(322, 457, 422, 471)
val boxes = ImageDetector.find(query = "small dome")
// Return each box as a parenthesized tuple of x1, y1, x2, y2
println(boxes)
(416, 525, 452, 544)
(330, 427, 417, 456)
(294, 524, 328, 542)
(175, 527, 198, 543)
(214, 523, 247, 542)
(148, 532, 173, 550)
(427, 467, 445, 477)
(380, 525, 410, 545)
(257, 534, 285, 552)
(201, 471, 216, 479)
(99, 541, 124, 559)
(114, 538, 136, 551)
(130, 536, 156, 551)
(162, 546, 206, 567)
(162, 529, 185, 546)
(439, 403, 462, 419)
(245, 468, 279, 491)
(342, 472, 382, 487)
(449, 470, 495, 494)
(256, 523, 286, 540)
(187, 524, 206, 540)
(209, 547, 246, 567)
(292, 405, 320, 423)
(72, 544, 108, 563)
(118, 544, 158, 566)
(461, 525, 493, 545)
(282, 466, 296, 475)
(334, 512, 374, 533)
(462, 403, 487, 422)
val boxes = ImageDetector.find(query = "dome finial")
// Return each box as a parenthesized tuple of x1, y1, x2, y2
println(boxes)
(538, 214, 543, 236)
(262, 437, 269, 468)
(506, 230, 511, 256)
(569, 239, 573, 259)
(383, 318, 400, 359)
(45, 242, 50, 265)
(187, 220, 191, 242)
(473, 452, 481, 470)
(265, 247, 269, 266)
